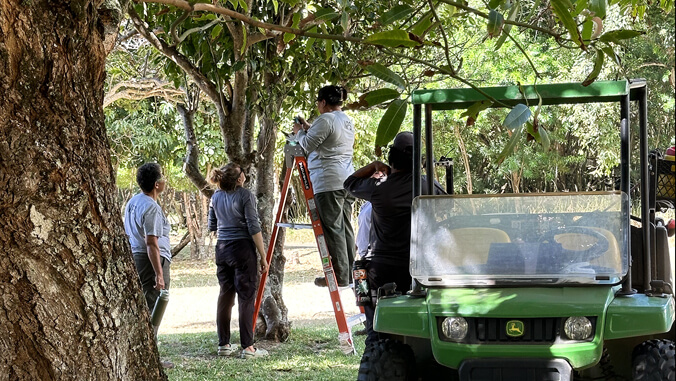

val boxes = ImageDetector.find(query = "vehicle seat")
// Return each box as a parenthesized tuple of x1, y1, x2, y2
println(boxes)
(448, 227, 511, 266)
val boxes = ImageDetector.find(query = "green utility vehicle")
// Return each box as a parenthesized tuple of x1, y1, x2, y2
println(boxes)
(358, 80, 675, 380)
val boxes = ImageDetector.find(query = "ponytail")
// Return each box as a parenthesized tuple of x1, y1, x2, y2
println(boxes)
(317, 85, 348, 106)
(209, 163, 242, 191)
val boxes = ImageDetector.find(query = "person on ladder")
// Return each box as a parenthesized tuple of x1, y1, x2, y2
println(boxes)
(293, 85, 356, 288)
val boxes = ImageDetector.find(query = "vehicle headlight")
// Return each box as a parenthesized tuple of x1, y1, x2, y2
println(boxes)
(441, 317, 468, 341)
(564, 316, 593, 340)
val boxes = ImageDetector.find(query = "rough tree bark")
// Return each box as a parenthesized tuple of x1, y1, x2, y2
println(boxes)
(0, 0, 166, 380)
(254, 67, 292, 341)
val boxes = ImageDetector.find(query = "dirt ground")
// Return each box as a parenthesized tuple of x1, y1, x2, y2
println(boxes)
(160, 243, 362, 336)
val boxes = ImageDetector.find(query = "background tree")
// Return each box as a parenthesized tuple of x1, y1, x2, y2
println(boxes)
(0, 0, 166, 379)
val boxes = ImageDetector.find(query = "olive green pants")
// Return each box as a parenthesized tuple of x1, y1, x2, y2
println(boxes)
(314, 190, 356, 286)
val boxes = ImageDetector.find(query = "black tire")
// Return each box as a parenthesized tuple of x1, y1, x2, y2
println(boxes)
(357, 339, 417, 381)
(632, 339, 675, 381)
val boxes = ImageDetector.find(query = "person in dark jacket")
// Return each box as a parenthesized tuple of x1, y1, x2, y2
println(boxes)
(344, 131, 443, 346)
(208, 163, 269, 359)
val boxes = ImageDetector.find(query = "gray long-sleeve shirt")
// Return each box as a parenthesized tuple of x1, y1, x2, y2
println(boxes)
(295, 111, 355, 193)
(208, 187, 261, 241)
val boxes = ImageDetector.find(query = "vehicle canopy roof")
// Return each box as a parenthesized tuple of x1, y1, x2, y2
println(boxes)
(411, 80, 632, 110)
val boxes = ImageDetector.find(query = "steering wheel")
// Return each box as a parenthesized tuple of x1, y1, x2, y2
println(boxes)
(539, 226, 610, 262)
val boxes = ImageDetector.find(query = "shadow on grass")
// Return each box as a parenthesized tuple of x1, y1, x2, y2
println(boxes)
(159, 326, 365, 381)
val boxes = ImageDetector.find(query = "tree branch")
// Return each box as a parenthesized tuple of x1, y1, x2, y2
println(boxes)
(428, 0, 454, 73)
(384, 48, 511, 107)
(436, 0, 563, 39)
(177, 103, 214, 199)
(104, 78, 184, 107)
(128, 7, 232, 117)
(506, 31, 541, 78)
(136, 0, 370, 44)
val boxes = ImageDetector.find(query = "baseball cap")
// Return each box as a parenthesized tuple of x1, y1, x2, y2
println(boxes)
(390, 131, 414, 153)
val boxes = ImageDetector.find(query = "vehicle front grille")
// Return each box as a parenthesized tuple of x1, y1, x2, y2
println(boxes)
(474, 317, 558, 343)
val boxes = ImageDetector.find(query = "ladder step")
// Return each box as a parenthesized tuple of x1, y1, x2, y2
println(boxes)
(276, 222, 313, 229)
(347, 313, 366, 327)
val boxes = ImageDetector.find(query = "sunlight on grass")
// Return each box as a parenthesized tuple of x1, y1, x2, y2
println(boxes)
(159, 326, 365, 381)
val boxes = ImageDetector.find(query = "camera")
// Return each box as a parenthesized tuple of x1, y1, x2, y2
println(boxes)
(293, 116, 301, 124)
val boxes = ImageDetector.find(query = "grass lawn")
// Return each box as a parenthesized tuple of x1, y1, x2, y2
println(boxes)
(159, 327, 365, 380)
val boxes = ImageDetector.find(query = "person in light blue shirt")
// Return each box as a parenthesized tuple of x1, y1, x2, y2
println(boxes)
(356, 201, 373, 258)
(124, 163, 171, 311)
(293, 85, 356, 287)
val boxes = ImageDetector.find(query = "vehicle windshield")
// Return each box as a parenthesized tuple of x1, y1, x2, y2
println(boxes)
(410, 192, 628, 286)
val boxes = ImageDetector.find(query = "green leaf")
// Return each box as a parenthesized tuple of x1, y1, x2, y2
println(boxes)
(284, 33, 294, 44)
(410, 12, 433, 36)
(582, 50, 604, 86)
(550, 0, 583, 47)
(324, 38, 332, 61)
(241, 25, 247, 56)
(502, 104, 532, 130)
(314, 8, 340, 22)
(460, 100, 493, 120)
(589, 0, 607, 18)
(375, 99, 408, 147)
(362, 88, 401, 106)
(581, 19, 593, 41)
(365, 30, 419, 47)
(292, 12, 301, 28)
(379, 5, 414, 25)
(195, 14, 217, 21)
(497, 124, 524, 165)
(305, 37, 316, 52)
(599, 29, 645, 43)
(272, 0, 278, 14)
(211, 24, 223, 40)
(489, 0, 503, 9)
(503, 0, 515, 10)
(601, 46, 621, 66)
(232, 61, 245, 72)
(341, 11, 349, 32)
(525, 121, 536, 138)
(494, 3, 519, 49)
(539, 127, 551, 151)
(238, 0, 248, 13)
(364, 64, 406, 90)
(487, 9, 504, 38)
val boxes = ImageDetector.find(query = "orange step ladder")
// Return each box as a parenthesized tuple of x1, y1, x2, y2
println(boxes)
(253, 141, 364, 354)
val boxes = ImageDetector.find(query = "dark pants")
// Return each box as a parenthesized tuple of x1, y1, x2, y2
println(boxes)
(315, 189, 356, 286)
(215, 239, 257, 348)
(364, 261, 412, 346)
(133, 253, 171, 311)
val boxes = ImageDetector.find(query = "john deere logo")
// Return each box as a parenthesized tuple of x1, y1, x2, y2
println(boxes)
(506, 320, 524, 337)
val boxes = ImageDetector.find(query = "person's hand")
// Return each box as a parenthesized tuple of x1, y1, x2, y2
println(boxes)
(154, 274, 165, 290)
(293, 116, 309, 134)
(259, 260, 269, 274)
(373, 161, 391, 175)
(298, 116, 310, 129)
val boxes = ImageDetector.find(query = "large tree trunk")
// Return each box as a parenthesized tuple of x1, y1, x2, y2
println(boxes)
(0, 1, 165, 380)
(255, 113, 290, 341)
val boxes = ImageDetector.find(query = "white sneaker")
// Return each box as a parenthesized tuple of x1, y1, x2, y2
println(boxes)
(240, 347, 269, 359)
(217, 344, 237, 356)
